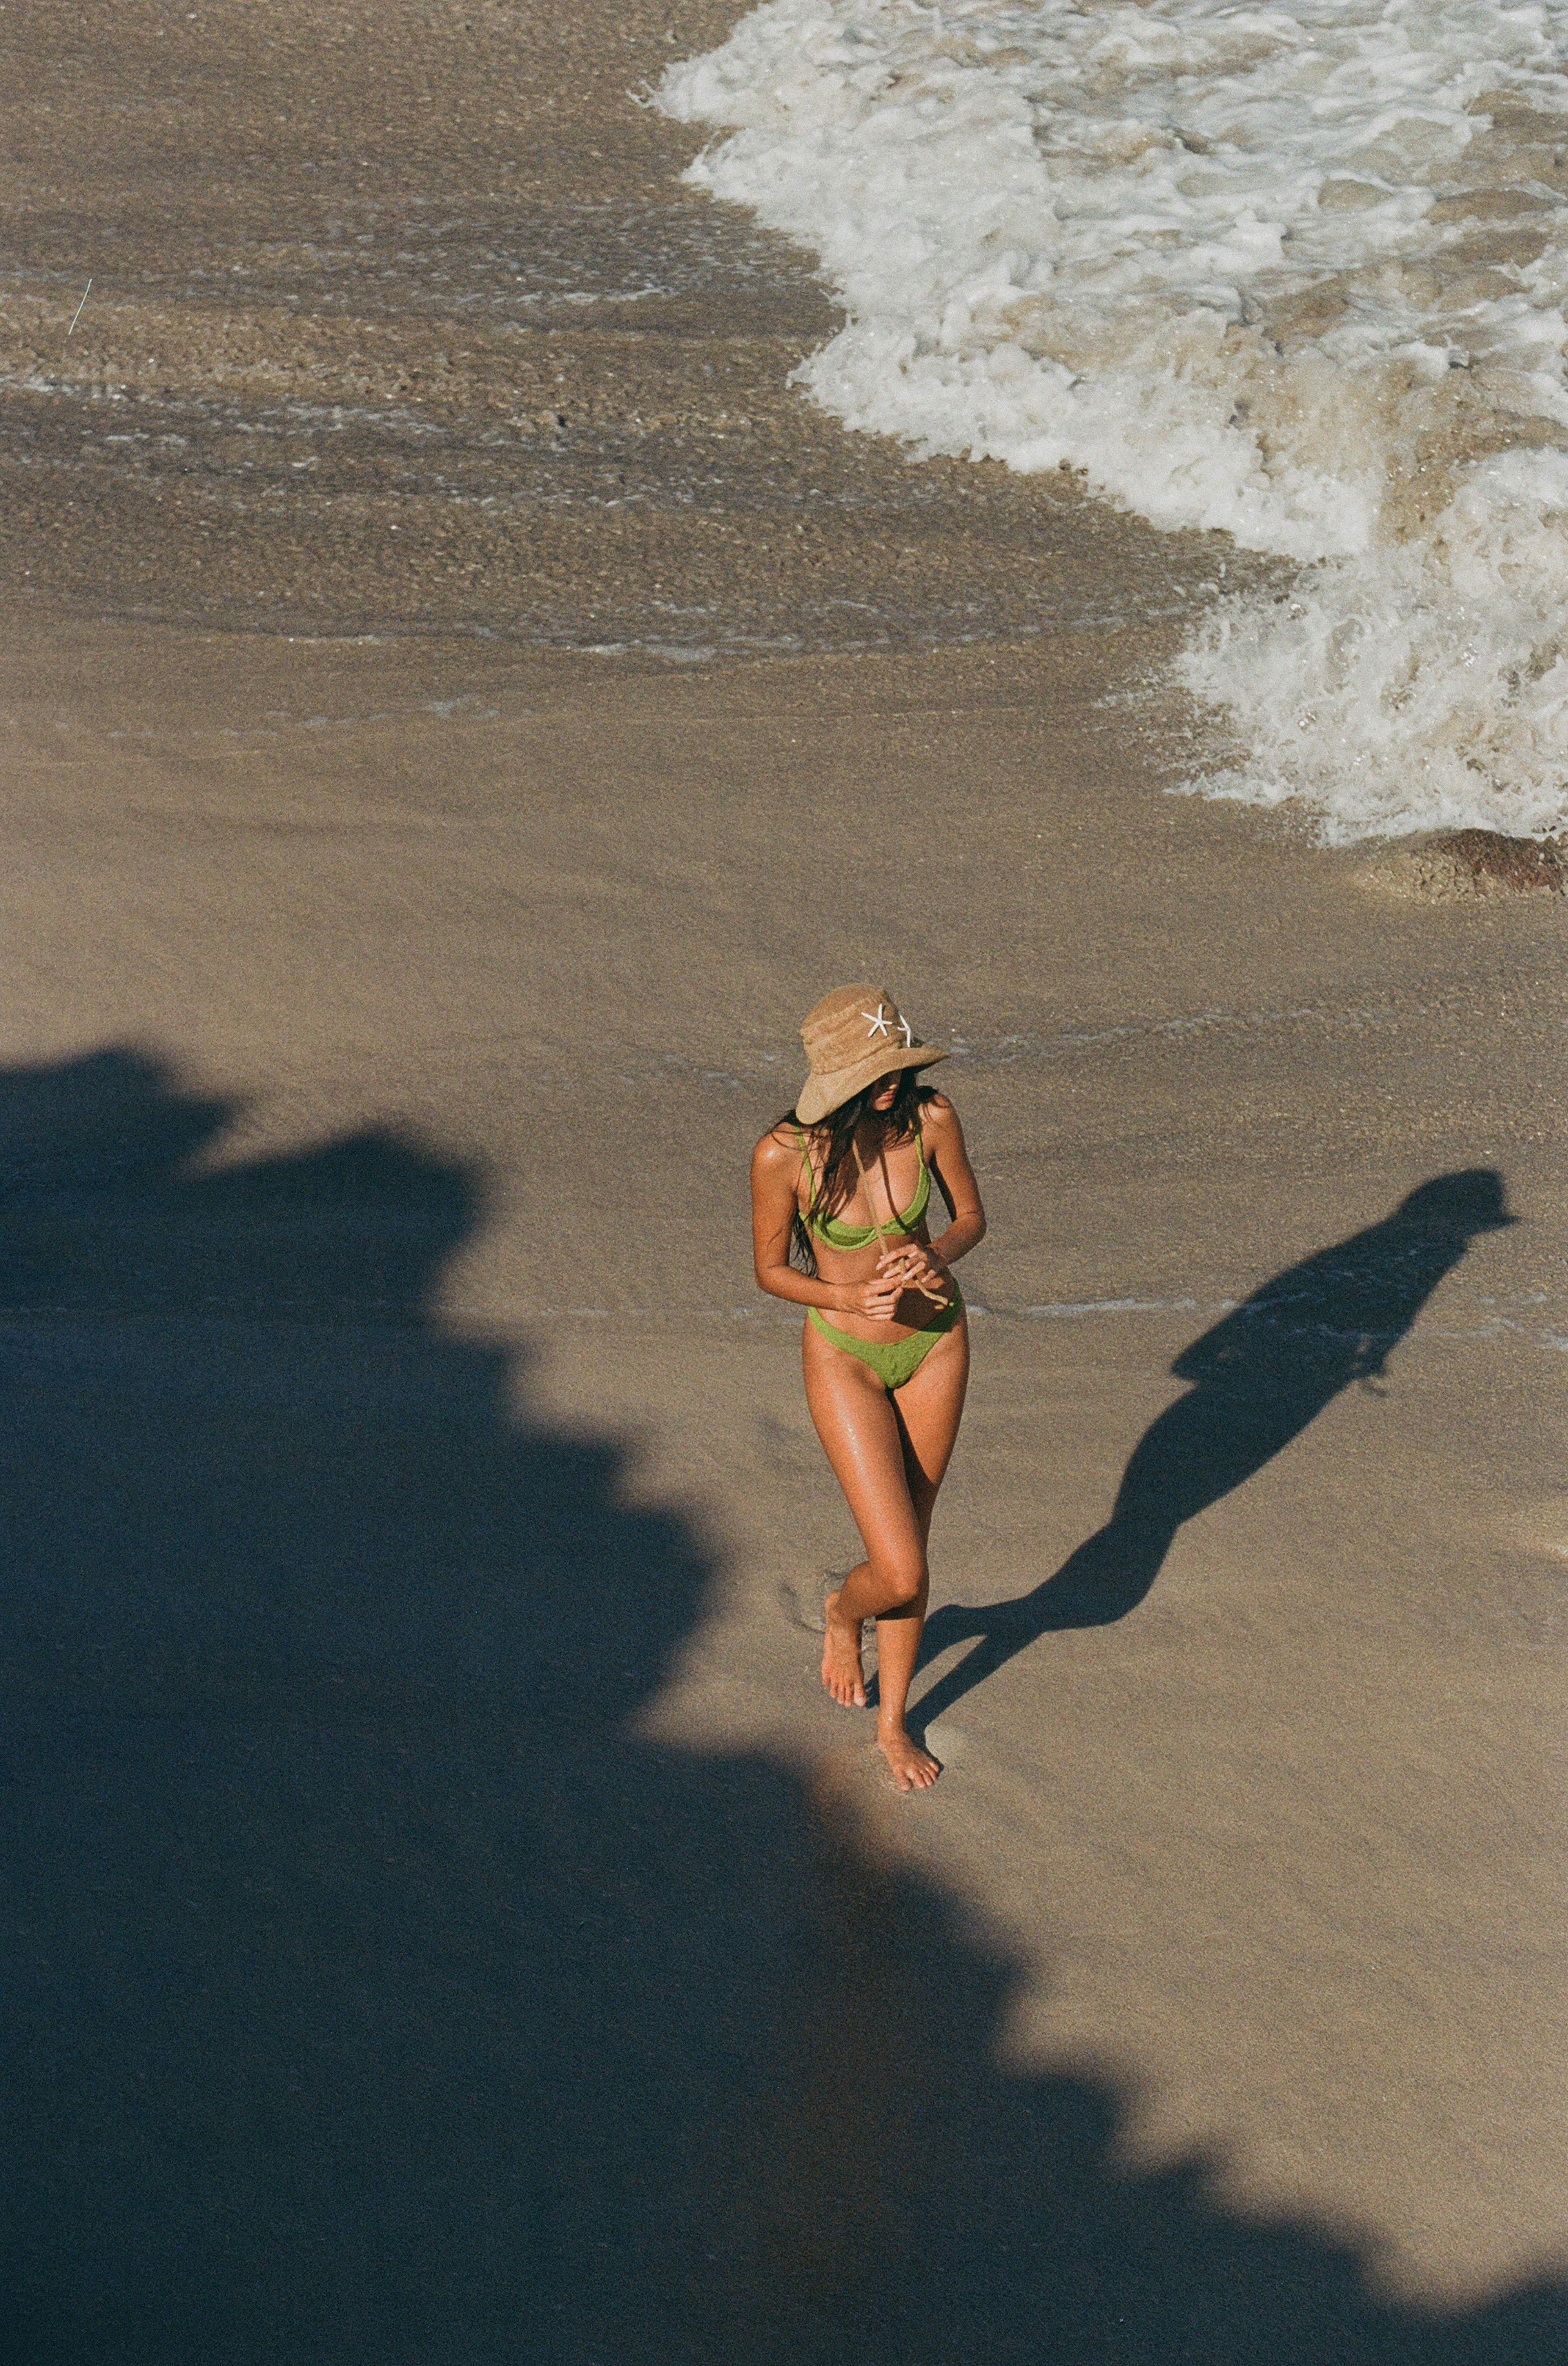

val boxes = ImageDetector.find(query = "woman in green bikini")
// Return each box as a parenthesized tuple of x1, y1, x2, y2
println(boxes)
(750, 983, 986, 1792)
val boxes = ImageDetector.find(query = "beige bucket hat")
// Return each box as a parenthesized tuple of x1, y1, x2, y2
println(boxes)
(794, 983, 946, 1125)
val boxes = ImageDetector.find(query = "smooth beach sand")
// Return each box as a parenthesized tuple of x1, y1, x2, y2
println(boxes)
(1, 3, 1565, 2359)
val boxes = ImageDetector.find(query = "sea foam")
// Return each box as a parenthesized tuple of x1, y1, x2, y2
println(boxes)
(658, 0, 1568, 840)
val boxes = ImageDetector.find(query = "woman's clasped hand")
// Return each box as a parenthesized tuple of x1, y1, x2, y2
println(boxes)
(838, 1241, 950, 1320)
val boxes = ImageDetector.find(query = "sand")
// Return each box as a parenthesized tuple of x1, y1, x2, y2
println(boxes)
(1, 3, 1565, 2359)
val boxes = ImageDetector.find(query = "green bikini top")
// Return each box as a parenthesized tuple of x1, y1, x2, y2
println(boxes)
(793, 1124, 931, 1249)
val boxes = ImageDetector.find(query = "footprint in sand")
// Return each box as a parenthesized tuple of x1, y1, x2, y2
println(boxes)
(1509, 1497, 1568, 1562)
(777, 1570, 851, 1634)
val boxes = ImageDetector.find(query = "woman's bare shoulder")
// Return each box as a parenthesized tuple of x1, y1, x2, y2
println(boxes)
(920, 1089, 963, 1136)
(752, 1119, 803, 1173)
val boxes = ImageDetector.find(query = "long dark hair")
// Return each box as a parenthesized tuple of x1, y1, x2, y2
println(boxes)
(778, 1068, 939, 1275)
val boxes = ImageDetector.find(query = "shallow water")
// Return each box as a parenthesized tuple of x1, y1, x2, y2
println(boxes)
(0, 0, 1233, 686)
(661, 0, 1568, 838)
(13, 0, 1564, 836)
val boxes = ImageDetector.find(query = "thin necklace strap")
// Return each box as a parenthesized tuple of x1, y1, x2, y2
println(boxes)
(851, 1138, 887, 1256)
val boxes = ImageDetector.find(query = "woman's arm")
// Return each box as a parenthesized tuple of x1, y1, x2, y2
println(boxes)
(750, 1129, 905, 1318)
(927, 1094, 987, 1261)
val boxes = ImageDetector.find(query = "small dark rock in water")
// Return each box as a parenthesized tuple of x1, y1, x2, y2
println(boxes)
(1360, 828, 1567, 901)
(1440, 829, 1567, 890)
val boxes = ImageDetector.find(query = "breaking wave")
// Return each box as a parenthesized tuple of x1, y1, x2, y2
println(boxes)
(659, 0, 1568, 840)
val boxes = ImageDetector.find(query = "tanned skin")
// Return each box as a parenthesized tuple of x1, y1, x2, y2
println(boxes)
(750, 1081, 986, 1791)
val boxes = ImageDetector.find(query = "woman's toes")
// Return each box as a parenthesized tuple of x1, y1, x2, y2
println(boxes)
(878, 1730, 941, 1790)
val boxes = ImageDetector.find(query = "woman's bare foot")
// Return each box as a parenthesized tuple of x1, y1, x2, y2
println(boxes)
(878, 1724, 941, 1793)
(821, 1589, 867, 1708)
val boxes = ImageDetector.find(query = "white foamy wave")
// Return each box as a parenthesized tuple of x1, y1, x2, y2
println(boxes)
(658, 0, 1568, 839)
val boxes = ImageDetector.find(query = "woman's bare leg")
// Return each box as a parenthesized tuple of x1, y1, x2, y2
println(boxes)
(802, 1330, 913, 1709)
(802, 1318, 969, 1791)
(876, 1322, 969, 1759)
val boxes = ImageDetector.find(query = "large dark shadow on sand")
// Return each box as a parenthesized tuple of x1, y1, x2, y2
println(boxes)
(914, 1171, 1513, 1727)
(0, 1067, 1554, 2366)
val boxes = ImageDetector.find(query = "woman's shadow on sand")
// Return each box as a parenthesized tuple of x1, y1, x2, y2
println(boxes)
(914, 1170, 1514, 1726)
(0, 1045, 789, 2365)
(0, 1062, 1560, 2365)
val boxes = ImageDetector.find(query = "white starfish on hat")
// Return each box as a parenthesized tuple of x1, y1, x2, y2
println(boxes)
(862, 1004, 891, 1039)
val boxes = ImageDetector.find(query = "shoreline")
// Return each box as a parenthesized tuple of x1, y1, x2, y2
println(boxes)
(1, 0, 1565, 2349)
(0, 0, 1257, 691)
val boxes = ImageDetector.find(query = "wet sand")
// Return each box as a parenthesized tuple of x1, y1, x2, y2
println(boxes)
(2, 2, 1566, 2359)
(0, 0, 1232, 653)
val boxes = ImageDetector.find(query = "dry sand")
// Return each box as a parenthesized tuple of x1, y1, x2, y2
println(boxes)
(1, 3, 1565, 2360)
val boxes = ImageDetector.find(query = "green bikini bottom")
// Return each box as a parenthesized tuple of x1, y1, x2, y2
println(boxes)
(806, 1290, 965, 1391)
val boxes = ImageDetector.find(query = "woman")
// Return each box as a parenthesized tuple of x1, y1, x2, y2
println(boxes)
(750, 984, 986, 1792)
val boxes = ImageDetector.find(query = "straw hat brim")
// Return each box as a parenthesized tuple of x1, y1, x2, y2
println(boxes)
(795, 1042, 946, 1126)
